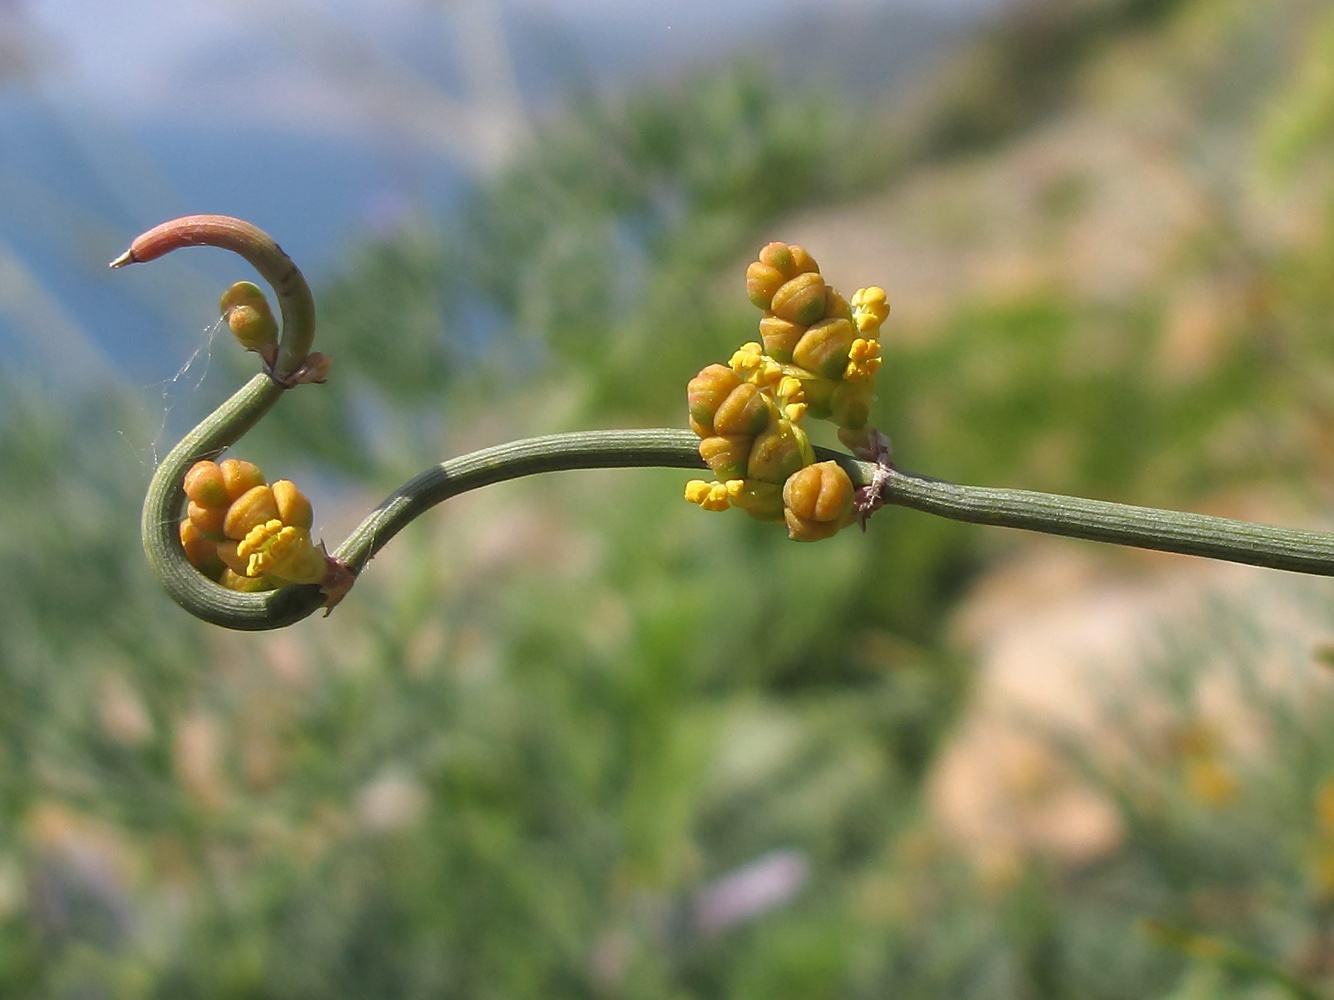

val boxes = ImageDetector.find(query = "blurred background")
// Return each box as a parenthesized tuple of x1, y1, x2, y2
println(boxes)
(4, 0, 1334, 995)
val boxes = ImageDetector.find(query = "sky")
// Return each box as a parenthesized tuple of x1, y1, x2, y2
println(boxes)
(0, 0, 1007, 388)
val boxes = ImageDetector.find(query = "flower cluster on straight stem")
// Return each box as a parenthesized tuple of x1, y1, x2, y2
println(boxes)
(684, 242, 890, 540)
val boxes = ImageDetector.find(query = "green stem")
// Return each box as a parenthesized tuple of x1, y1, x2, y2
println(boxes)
(118, 216, 1334, 633)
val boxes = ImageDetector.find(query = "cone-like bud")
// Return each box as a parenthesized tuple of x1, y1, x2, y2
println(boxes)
(180, 519, 225, 580)
(688, 364, 743, 437)
(272, 479, 313, 531)
(219, 458, 266, 502)
(712, 382, 773, 438)
(223, 485, 280, 541)
(747, 418, 811, 485)
(685, 479, 731, 512)
(824, 286, 853, 323)
(220, 281, 278, 355)
(184, 460, 228, 508)
(793, 317, 855, 380)
(746, 261, 787, 311)
(187, 500, 228, 542)
(724, 479, 784, 522)
(782, 461, 855, 541)
(698, 435, 752, 482)
(758, 315, 803, 363)
(770, 272, 827, 326)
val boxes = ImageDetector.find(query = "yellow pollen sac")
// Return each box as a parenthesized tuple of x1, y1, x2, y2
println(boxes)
(776, 375, 805, 403)
(728, 342, 765, 374)
(844, 339, 882, 381)
(238, 520, 326, 584)
(784, 402, 808, 422)
(851, 286, 890, 335)
(684, 479, 731, 512)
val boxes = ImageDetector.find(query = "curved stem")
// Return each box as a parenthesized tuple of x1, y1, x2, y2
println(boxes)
(116, 216, 1334, 634)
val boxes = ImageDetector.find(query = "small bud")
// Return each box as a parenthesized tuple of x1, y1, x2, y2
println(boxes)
(757, 242, 794, 274)
(747, 418, 811, 485)
(183, 460, 228, 507)
(220, 281, 278, 354)
(746, 261, 786, 311)
(769, 272, 827, 326)
(793, 317, 855, 380)
(226, 304, 279, 354)
(179, 518, 225, 580)
(685, 479, 731, 512)
(187, 500, 228, 542)
(758, 315, 804, 363)
(824, 286, 852, 322)
(288, 351, 332, 385)
(223, 484, 280, 540)
(688, 364, 743, 436)
(782, 461, 855, 541)
(712, 381, 774, 438)
(724, 479, 784, 522)
(219, 458, 266, 502)
(272, 479, 313, 530)
(698, 435, 753, 482)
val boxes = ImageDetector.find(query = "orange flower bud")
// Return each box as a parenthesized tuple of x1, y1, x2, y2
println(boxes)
(180, 518, 225, 579)
(687, 364, 743, 436)
(272, 479, 313, 530)
(824, 285, 852, 322)
(223, 485, 280, 540)
(219, 458, 266, 502)
(698, 435, 753, 482)
(747, 419, 811, 485)
(782, 461, 855, 541)
(712, 381, 773, 437)
(783, 461, 855, 524)
(184, 460, 228, 507)
(746, 261, 786, 311)
(220, 281, 278, 354)
(769, 272, 827, 326)
(187, 500, 228, 542)
(793, 317, 855, 380)
(758, 315, 804, 363)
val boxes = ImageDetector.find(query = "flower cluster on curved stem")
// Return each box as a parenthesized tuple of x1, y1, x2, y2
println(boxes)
(114, 216, 1334, 632)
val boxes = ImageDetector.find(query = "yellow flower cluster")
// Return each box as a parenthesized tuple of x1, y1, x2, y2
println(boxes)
(179, 457, 329, 591)
(685, 242, 890, 540)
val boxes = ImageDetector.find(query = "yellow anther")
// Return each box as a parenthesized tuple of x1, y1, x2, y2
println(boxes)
(784, 402, 807, 422)
(851, 286, 890, 336)
(729, 342, 765, 373)
(724, 480, 746, 501)
(844, 338, 882, 381)
(685, 479, 731, 512)
(777, 375, 805, 403)
(238, 519, 326, 584)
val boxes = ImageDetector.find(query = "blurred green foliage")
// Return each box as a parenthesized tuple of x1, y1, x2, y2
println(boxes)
(6, 0, 1334, 996)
